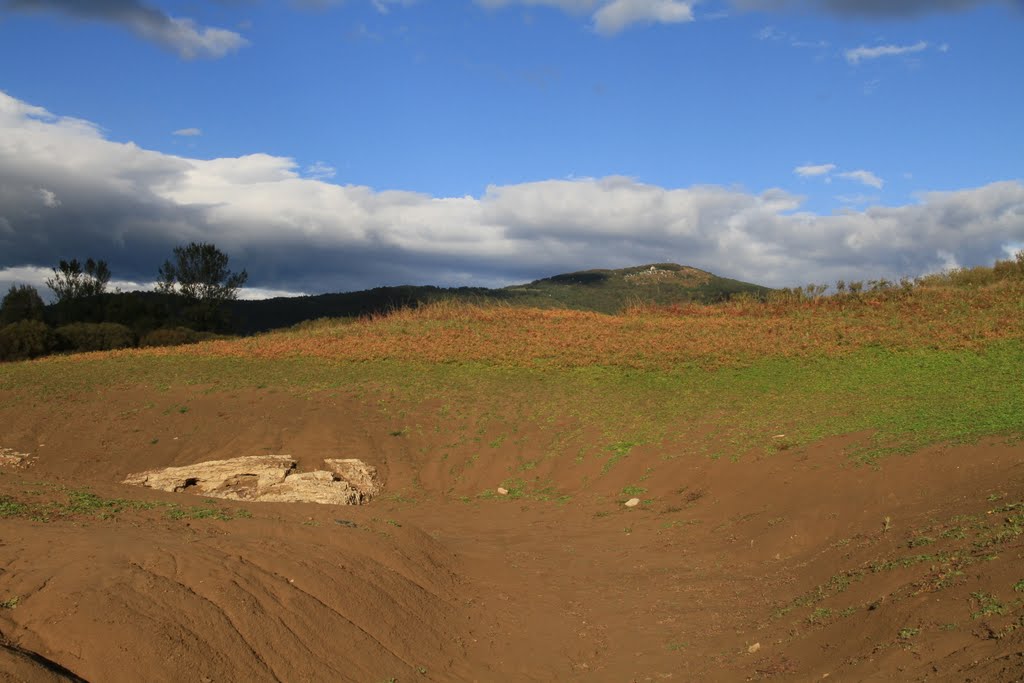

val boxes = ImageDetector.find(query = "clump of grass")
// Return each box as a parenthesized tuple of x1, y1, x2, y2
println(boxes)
(808, 607, 833, 624)
(166, 505, 251, 521)
(971, 592, 1008, 619)
(0, 496, 28, 518)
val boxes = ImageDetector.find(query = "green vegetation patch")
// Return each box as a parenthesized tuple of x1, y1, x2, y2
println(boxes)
(0, 487, 250, 523)
(2, 340, 1023, 468)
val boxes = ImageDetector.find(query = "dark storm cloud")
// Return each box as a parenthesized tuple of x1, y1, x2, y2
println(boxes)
(732, 0, 1015, 17)
(4, 0, 248, 58)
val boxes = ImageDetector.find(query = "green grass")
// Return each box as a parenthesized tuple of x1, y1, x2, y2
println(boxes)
(3, 341, 1023, 469)
(0, 487, 250, 523)
(971, 591, 1008, 619)
(0, 496, 28, 517)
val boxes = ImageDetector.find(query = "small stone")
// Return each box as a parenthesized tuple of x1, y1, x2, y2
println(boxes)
(497, 487, 509, 496)
(624, 498, 640, 508)
(748, 642, 761, 654)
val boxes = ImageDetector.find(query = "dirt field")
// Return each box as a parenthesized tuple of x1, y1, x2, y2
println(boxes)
(2, 384, 1023, 682)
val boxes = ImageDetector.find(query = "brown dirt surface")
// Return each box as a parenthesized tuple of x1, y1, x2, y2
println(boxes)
(2, 385, 1024, 682)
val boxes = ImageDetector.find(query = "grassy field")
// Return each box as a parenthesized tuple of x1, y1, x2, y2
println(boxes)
(4, 261, 1023, 473)
(2, 259, 1024, 682)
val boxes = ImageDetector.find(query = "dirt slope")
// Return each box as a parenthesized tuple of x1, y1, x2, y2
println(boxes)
(2, 386, 1023, 682)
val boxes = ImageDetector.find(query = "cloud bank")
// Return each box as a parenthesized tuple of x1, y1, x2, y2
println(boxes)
(1, 90, 1023, 299)
(732, 0, 1012, 18)
(477, 0, 1014, 31)
(4, 0, 249, 59)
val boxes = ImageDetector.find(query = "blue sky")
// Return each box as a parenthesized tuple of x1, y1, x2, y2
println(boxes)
(0, 0, 1022, 297)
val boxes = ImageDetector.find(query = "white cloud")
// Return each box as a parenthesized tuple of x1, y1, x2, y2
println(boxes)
(1, 90, 1023, 295)
(839, 170, 884, 189)
(371, 0, 419, 13)
(173, 128, 202, 137)
(845, 41, 928, 65)
(0, 266, 51, 297)
(791, 39, 828, 49)
(592, 0, 694, 33)
(475, 0, 693, 33)
(38, 188, 61, 207)
(140, 16, 248, 60)
(5, 0, 248, 60)
(0, 268, 306, 302)
(238, 286, 310, 300)
(475, 0, 600, 10)
(794, 163, 836, 177)
(935, 249, 960, 271)
(305, 162, 338, 180)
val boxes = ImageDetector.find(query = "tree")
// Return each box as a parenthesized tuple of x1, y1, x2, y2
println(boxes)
(156, 242, 248, 302)
(156, 242, 248, 331)
(0, 284, 45, 325)
(45, 258, 111, 303)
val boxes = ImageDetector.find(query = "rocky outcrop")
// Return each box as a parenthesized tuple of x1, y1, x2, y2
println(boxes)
(254, 470, 361, 506)
(324, 459, 380, 498)
(122, 455, 378, 505)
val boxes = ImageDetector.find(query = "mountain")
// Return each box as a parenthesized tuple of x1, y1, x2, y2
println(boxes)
(228, 264, 771, 333)
(505, 263, 771, 314)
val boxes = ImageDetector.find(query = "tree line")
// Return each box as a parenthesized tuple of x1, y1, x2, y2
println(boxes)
(0, 242, 247, 361)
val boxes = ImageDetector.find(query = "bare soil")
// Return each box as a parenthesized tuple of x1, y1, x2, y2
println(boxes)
(1, 386, 1023, 682)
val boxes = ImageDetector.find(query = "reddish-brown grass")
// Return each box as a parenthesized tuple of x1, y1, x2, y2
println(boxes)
(92, 273, 1024, 371)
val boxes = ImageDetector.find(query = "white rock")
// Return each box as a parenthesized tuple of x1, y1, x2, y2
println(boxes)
(748, 642, 761, 654)
(497, 487, 509, 496)
(624, 498, 640, 508)
(123, 455, 293, 494)
(123, 455, 380, 506)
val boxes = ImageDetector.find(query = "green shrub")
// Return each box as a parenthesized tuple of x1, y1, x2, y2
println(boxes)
(56, 323, 136, 352)
(0, 285, 45, 325)
(0, 321, 59, 361)
(139, 327, 222, 348)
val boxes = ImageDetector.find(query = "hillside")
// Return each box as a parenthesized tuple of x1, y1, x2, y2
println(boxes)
(228, 263, 770, 333)
(4, 260, 1021, 682)
(508, 263, 771, 313)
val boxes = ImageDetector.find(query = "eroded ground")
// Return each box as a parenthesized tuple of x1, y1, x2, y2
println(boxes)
(2, 386, 1023, 682)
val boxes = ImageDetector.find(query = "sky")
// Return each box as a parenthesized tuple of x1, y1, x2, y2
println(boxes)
(0, 0, 1022, 299)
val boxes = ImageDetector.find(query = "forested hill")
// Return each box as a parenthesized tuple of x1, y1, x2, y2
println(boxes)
(227, 264, 771, 334)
